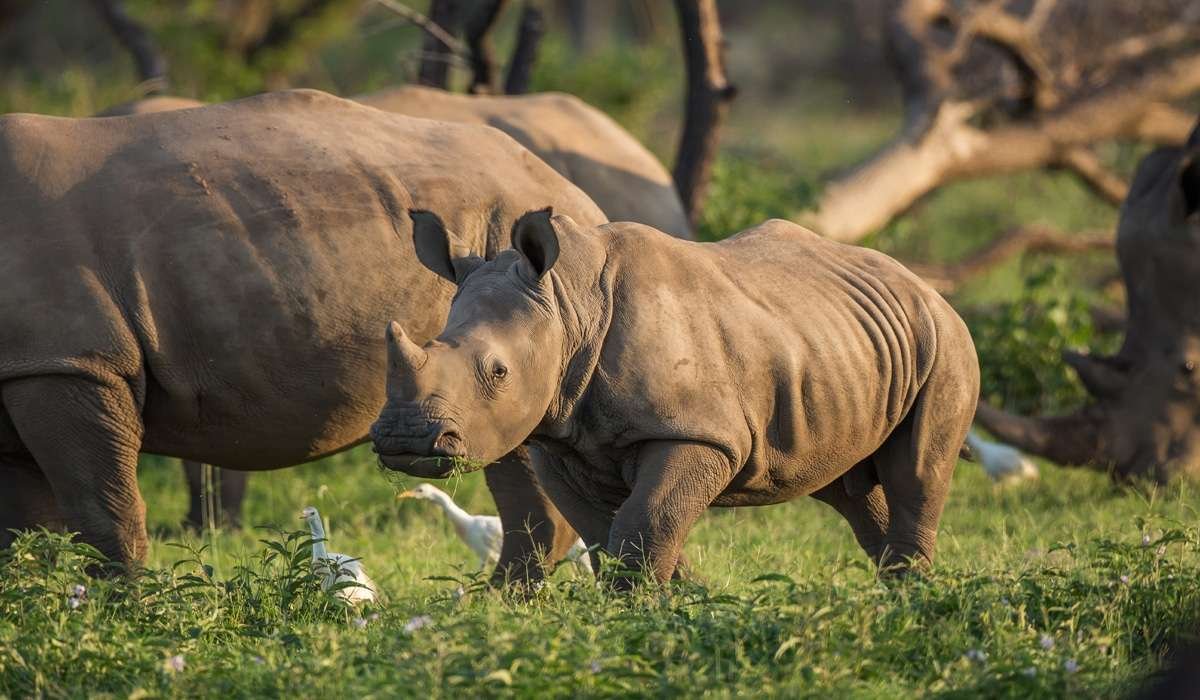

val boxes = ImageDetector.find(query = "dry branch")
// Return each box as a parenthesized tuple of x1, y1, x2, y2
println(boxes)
(374, 0, 467, 56)
(907, 225, 1113, 293)
(672, 0, 736, 227)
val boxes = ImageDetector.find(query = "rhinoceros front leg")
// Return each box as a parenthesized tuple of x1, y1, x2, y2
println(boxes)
(1, 375, 147, 568)
(486, 446, 581, 586)
(182, 461, 248, 529)
(608, 441, 733, 587)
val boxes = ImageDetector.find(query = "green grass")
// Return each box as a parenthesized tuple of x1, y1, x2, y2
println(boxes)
(2, 450, 1198, 698)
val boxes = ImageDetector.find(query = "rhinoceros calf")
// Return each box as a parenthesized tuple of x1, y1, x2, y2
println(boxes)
(371, 211, 980, 583)
(0, 89, 606, 572)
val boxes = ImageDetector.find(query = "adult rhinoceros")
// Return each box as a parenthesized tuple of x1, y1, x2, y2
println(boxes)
(97, 86, 692, 529)
(0, 89, 604, 576)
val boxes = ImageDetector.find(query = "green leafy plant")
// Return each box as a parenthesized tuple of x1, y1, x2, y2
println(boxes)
(968, 262, 1118, 415)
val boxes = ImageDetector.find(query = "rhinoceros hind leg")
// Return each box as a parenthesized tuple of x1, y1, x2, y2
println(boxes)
(182, 461, 248, 530)
(871, 364, 975, 574)
(0, 457, 65, 548)
(811, 467, 889, 563)
(2, 375, 147, 569)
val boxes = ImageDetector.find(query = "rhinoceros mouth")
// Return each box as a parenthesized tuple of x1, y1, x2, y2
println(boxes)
(375, 452, 485, 478)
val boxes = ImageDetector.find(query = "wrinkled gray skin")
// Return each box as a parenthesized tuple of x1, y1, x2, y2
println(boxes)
(372, 211, 980, 584)
(0, 89, 606, 574)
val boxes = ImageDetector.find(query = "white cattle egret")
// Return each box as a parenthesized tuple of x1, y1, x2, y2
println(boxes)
(966, 430, 1040, 483)
(300, 506, 378, 604)
(399, 483, 594, 576)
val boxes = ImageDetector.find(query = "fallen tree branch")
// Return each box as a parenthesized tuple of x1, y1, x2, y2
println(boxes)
(802, 0, 1200, 243)
(672, 0, 737, 227)
(1054, 148, 1128, 205)
(804, 46, 1200, 243)
(906, 225, 1114, 293)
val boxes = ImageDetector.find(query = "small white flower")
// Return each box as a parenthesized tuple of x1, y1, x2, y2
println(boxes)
(164, 655, 186, 673)
(589, 660, 602, 674)
(965, 649, 987, 663)
(1141, 533, 1152, 547)
(1119, 574, 1130, 585)
(1039, 634, 1055, 650)
(1022, 666, 1037, 678)
(1064, 659, 1079, 674)
(403, 615, 433, 633)
(252, 656, 265, 665)
(72, 584, 87, 598)
(67, 596, 82, 610)
(352, 617, 368, 629)
(369, 613, 380, 622)
(1000, 597, 1010, 606)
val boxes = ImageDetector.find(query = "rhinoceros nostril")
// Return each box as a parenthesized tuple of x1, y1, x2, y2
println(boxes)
(435, 430, 462, 451)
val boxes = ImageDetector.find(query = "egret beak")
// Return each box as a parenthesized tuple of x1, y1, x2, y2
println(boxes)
(397, 490, 417, 500)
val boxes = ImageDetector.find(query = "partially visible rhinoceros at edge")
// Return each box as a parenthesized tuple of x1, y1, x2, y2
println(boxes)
(372, 211, 980, 584)
(0, 89, 606, 577)
(96, 85, 692, 530)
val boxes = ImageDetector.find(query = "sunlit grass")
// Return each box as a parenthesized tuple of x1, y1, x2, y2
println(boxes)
(2, 450, 1197, 697)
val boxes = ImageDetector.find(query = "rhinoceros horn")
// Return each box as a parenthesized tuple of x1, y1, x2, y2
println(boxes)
(386, 321, 427, 374)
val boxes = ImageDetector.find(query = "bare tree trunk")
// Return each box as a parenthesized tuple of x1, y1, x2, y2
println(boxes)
(462, 0, 508, 94)
(89, 0, 167, 92)
(419, 0, 461, 88)
(505, 1, 545, 95)
(672, 0, 736, 228)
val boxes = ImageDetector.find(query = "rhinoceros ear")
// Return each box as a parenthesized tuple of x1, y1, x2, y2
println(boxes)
(511, 208, 560, 284)
(410, 209, 484, 285)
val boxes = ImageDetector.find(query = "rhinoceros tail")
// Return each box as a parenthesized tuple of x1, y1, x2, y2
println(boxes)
(959, 442, 976, 462)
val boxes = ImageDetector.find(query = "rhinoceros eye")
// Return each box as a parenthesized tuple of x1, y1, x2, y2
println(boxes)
(492, 362, 508, 380)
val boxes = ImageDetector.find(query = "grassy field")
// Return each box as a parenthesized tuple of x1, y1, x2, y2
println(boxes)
(3, 11, 1194, 698)
(1, 450, 1198, 698)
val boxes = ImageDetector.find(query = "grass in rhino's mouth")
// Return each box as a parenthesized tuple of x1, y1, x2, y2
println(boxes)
(376, 454, 490, 478)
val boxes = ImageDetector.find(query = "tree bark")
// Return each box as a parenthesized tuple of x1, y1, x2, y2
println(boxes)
(672, 0, 736, 228)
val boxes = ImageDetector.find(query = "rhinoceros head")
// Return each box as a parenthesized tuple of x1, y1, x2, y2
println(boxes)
(371, 209, 568, 477)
